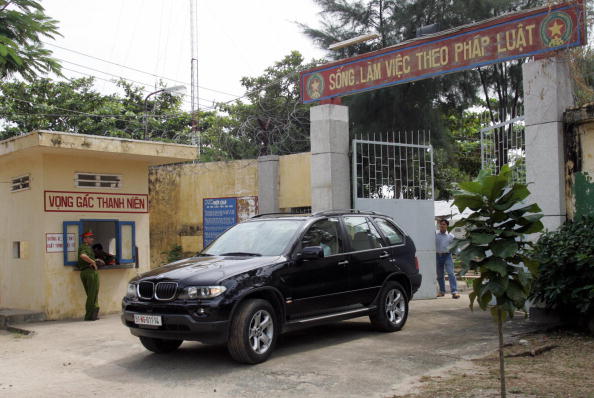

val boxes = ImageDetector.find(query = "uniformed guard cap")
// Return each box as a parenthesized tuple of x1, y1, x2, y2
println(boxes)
(82, 231, 95, 238)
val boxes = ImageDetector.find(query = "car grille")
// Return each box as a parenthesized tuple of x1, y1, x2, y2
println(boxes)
(138, 281, 154, 299)
(155, 282, 178, 301)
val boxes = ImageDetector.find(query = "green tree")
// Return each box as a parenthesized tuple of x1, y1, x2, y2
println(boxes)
(0, 0, 62, 81)
(434, 109, 486, 199)
(451, 165, 543, 398)
(300, 0, 545, 192)
(204, 51, 317, 160)
(0, 77, 198, 142)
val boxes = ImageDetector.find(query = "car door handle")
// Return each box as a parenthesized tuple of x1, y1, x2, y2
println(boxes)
(379, 251, 390, 259)
(338, 260, 349, 266)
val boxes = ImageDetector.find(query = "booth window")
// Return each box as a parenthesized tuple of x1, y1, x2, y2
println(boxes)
(13, 242, 21, 258)
(75, 173, 121, 189)
(62, 219, 136, 267)
(11, 175, 30, 192)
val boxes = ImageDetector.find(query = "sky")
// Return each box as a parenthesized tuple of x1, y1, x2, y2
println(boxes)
(41, 0, 329, 111)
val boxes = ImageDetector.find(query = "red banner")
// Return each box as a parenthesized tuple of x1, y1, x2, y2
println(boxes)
(300, 1, 586, 103)
(44, 191, 148, 213)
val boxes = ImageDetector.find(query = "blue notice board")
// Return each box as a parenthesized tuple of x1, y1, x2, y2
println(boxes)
(203, 198, 237, 247)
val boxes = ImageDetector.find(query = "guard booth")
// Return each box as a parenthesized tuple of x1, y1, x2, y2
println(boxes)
(0, 131, 197, 320)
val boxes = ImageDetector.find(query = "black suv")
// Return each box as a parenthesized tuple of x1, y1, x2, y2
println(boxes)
(122, 210, 422, 363)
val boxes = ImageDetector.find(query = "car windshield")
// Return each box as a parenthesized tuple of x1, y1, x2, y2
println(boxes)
(203, 219, 304, 257)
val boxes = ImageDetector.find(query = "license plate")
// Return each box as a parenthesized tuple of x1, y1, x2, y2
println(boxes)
(134, 314, 162, 326)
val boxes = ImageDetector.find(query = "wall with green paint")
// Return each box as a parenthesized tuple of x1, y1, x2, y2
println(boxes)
(565, 104, 594, 220)
(574, 172, 594, 219)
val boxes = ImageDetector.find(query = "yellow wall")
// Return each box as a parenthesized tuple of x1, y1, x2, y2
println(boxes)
(149, 160, 259, 268)
(149, 154, 313, 269)
(0, 151, 152, 319)
(279, 152, 312, 209)
(40, 153, 151, 319)
(0, 151, 46, 312)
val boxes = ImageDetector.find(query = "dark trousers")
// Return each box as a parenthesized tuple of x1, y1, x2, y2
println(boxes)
(80, 268, 100, 320)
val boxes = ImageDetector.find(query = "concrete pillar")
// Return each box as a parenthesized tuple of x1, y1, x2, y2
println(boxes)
(310, 104, 350, 213)
(257, 155, 279, 214)
(522, 56, 574, 231)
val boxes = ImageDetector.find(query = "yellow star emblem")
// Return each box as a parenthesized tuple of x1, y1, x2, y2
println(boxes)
(548, 20, 564, 37)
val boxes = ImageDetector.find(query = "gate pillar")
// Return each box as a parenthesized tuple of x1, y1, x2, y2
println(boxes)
(258, 155, 280, 214)
(523, 56, 574, 231)
(310, 104, 350, 212)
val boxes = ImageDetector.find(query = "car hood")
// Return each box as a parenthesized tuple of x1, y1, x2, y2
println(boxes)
(133, 255, 284, 285)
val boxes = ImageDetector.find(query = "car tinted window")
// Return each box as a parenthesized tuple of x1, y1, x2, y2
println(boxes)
(343, 216, 384, 251)
(374, 218, 404, 245)
(204, 220, 304, 256)
(301, 218, 343, 256)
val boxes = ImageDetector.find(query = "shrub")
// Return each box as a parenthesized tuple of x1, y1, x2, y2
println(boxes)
(530, 216, 594, 316)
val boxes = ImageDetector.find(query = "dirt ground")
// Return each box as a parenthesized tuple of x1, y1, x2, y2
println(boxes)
(393, 331, 594, 398)
(0, 295, 583, 398)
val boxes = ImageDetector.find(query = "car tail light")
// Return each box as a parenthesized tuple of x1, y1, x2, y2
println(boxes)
(415, 256, 420, 271)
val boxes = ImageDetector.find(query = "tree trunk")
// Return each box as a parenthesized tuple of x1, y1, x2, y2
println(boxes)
(497, 307, 507, 398)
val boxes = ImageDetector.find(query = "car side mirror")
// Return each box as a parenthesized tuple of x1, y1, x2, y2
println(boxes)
(301, 246, 324, 260)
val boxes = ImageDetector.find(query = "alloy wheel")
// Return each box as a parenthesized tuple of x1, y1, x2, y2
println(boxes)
(248, 309, 274, 354)
(385, 288, 405, 326)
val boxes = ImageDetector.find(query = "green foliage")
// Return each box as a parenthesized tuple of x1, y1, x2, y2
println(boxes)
(530, 216, 594, 316)
(569, 47, 594, 107)
(165, 245, 184, 264)
(0, 0, 62, 81)
(204, 51, 317, 160)
(0, 77, 204, 143)
(300, 0, 544, 197)
(452, 165, 543, 320)
(435, 110, 485, 199)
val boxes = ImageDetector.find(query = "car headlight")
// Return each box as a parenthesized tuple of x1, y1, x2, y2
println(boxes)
(126, 283, 137, 298)
(179, 286, 227, 299)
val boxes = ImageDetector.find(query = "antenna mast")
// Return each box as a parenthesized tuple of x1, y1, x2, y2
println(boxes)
(189, 0, 200, 155)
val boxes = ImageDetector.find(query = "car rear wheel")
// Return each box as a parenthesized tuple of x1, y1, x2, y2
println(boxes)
(227, 299, 277, 364)
(139, 336, 183, 353)
(370, 281, 409, 332)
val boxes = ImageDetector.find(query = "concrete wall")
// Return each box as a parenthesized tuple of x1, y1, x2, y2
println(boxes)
(310, 105, 350, 212)
(149, 160, 259, 268)
(0, 151, 46, 312)
(523, 56, 574, 231)
(149, 154, 314, 269)
(41, 153, 151, 319)
(355, 198, 436, 300)
(279, 152, 311, 210)
(564, 105, 594, 220)
(0, 151, 152, 319)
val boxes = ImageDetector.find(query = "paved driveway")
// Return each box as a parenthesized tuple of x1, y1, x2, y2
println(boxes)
(0, 295, 536, 398)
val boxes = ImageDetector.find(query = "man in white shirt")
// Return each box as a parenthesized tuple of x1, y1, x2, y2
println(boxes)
(435, 219, 460, 299)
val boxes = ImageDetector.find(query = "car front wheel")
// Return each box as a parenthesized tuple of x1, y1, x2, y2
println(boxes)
(227, 299, 277, 364)
(139, 336, 183, 353)
(370, 281, 409, 332)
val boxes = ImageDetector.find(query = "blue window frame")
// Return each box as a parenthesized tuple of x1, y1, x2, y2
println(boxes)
(117, 221, 136, 264)
(62, 219, 136, 266)
(63, 221, 82, 266)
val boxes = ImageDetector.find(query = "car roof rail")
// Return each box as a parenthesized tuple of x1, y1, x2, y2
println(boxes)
(312, 209, 382, 217)
(251, 212, 308, 219)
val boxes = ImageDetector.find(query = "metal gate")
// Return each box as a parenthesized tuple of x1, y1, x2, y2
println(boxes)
(352, 131, 434, 201)
(352, 131, 436, 299)
(480, 115, 526, 183)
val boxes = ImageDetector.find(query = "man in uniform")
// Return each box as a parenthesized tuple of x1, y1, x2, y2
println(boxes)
(78, 231, 101, 321)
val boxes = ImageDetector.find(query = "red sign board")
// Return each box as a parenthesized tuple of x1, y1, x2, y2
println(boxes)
(300, 1, 586, 103)
(44, 190, 148, 213)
